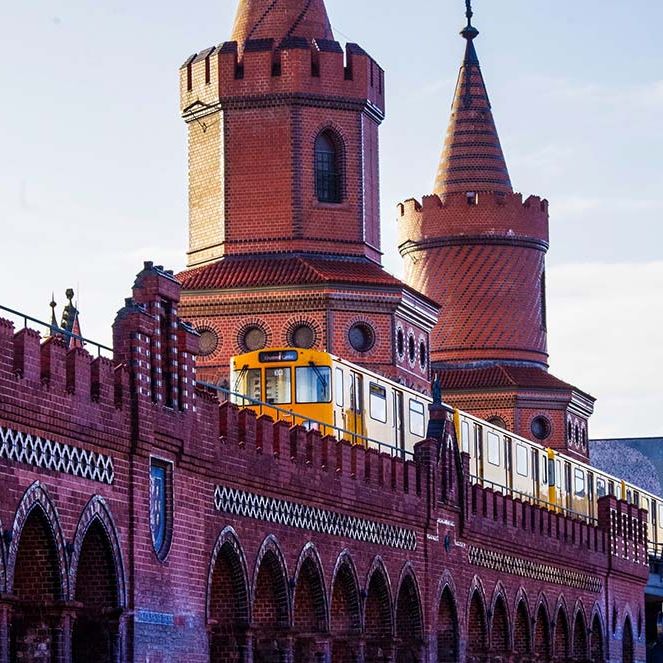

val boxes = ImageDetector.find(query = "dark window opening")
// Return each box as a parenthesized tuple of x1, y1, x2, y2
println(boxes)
(315, 132, 342, 203)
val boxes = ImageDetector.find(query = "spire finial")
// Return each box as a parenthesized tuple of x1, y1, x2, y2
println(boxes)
(462, 0, 479, 41)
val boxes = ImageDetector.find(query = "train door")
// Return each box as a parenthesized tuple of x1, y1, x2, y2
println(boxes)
(393, 390, 405, 455)
(348, 371, 364, 440)
(587, 471, 595, 519)
(533, 450, 541, 501)
(652, 499, 658, 547)
(505, 437, 514, 493)
(474, 424, 483, 481)
(564, 462, 572, 512)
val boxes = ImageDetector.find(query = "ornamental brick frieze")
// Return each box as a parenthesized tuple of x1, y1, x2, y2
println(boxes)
(0, 425, 114, 484)
(467, 545, 603, 594)
(214, 485, 417, 551)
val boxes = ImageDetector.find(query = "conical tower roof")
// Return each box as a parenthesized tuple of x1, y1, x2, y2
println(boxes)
(231, 0, 334, 47)
(434, 8, 512, 196)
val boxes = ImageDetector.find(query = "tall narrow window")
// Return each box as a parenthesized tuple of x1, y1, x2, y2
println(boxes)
(315, 131, 341, 203)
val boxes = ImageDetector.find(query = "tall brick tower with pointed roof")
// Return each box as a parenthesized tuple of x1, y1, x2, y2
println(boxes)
(177, 0, 438, 392)
(398, 5, 594, 459)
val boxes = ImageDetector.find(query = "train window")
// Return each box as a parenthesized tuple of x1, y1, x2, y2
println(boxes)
(574, 469, 586, 497)
(548, 457, 555, 487)
(233, 368, 261, 402)
(265, 367, 291, 404)
(608, 481, 615, 496)
(296, 366, 331, 404)
(486, 432, 501, 466)
(596, 477, 607, 498)
(626, 489, 632, 504)
(556, 461, 562, 489)
(642, 497, 649, 516)
(540, 454, 548, 484)
(461, 420, 471, 454)
(658, 504, 663, 525)
(409, 400, 425, 437)
(633, 491, 640, 508)
(516, 444, 529, 476)
(369, 383, 388, 423)
(334, 368, 344, 406)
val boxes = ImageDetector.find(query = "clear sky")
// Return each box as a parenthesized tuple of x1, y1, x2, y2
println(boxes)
(1, 0, 661, 438)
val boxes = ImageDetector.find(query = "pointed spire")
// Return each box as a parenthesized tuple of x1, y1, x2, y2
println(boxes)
(231, 0, 334, 49)
(48, 294, 59, 336)
(433, 1, 512, 196)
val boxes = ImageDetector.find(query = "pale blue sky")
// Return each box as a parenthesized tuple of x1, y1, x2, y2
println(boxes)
(0, 1, 661, 437)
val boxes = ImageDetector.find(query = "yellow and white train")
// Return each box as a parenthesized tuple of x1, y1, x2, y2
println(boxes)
(229, 348, 663, 549)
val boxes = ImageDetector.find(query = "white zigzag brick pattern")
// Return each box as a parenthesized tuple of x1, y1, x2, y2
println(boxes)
(215, 485, 417, 551)
(0, 426, 114, 484)
(468, 545, 603, 593)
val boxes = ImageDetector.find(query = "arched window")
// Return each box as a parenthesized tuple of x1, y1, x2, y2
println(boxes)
(315, 131, 342, 203)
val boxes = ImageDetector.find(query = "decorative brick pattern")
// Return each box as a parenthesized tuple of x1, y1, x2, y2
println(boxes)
(214, 485, 417, 550)
(0, 426, 114, 484)
(468, 546, 603, 594)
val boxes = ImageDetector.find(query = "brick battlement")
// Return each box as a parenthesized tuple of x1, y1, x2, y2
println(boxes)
(216, 400, 419, 503)
(398, 191, 549, 252)
(180, 39, 385, 119)
(0, 318, 128, 411)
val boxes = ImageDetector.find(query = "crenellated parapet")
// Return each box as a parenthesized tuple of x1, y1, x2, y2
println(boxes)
(398, 191, 549, 258)
(180, 39, 385, 122)
(0, 318, 128, 411)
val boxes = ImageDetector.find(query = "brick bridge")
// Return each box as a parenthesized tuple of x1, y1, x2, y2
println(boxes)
(0, 264, 648, 662)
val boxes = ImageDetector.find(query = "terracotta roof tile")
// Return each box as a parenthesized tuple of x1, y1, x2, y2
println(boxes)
(178, 255, 403, 291)
(441, 365, 576, 392)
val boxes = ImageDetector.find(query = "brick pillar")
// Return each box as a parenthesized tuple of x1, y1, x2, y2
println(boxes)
(52, 609, 74, 663)
(0, 602, 10, 663)
(283, 635, 294, 663)
(240, 631, 254, 663)
(355, 638, 366, 663)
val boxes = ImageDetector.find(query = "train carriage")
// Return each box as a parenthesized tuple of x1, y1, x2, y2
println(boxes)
(226, 348, 663, 552)
(230, 348, 429, 456)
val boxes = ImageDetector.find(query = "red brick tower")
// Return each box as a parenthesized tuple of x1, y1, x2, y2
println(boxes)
(177, 0, 437, 391)
(398, 6, 594, 459)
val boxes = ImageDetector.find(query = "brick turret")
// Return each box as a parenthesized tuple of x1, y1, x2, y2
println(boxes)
(177, 0, 437, 391)
(180, 0, 384, 267)
(398, 8, 594, 459)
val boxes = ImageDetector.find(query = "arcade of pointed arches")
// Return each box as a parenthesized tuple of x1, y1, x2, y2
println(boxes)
(0, 483, 635, 662)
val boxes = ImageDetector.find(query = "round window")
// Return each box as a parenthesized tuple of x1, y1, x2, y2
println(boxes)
(242, 325, 267, 352)
(396, 328, 405, 358)
(291, 324, 315, 349)
(408, 334, 416, 364)
(348, 323, 375, 353)
(531, 416, 551, 441)
(419, 340, 427, 369)
(197, 328, 219, 357)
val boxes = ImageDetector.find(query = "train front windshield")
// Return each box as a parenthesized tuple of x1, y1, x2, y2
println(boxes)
(232, 352, 332, 406)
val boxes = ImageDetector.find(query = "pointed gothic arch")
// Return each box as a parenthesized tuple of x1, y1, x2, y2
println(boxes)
(533, 597, 552, 662)
(252, 536, 291, 662)
(69, 495, 126, 605)
(467, 579, 488, 662)
(513, 596, 531, 658)
(6, 481, 68, 596)
(70, 497, 126, 663)
(436, 575, 459, 663)
(7, 482, 68, 662)
(589, 607, 605, 663)
(395, 564, 424, 662)
(364, 557, 395, 660)
(329, 550, 361, 662)
(554, 598, 571, 661)
(572, 601, 588, 662)
(490, 590, 510, 658)
(623, 615, 634, 663)
(207, 527, 251, 662)
(292, 543, 328, 662)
